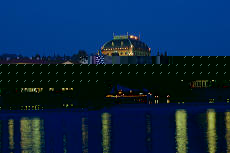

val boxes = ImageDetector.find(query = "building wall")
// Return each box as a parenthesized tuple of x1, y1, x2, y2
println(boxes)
(102, 48, 133, 56)
(102, 49, 150, 56)
(133, 50, 150, 56)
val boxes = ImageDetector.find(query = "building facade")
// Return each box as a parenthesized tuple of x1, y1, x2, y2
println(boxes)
(101, 34, 151, 56)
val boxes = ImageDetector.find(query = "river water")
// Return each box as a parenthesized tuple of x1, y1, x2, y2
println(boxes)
(0, 104, 230, 153)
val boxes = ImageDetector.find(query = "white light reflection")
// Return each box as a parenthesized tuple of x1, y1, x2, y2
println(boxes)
(207, 109, 217, 153)
(175, 109, 188, 153)
(226, 111, 230, 153)
(101, 112, 112, 153)
(8, 119, 14, 151)
(63, 134, 67, 153)
(82, 117, 88, 153)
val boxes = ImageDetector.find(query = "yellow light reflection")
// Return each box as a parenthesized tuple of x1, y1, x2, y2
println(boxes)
(226, 111, 230, 153)
(167, 99, 170, 104)
(8, 119, 14, 151)
(20, 117, 44, 153)
(175, 109, 188, 153)
(101, 112, 112, 153)
(32, 118, 41, 152)
(82, 117, 88, 153)
(207, 109, 217, 153)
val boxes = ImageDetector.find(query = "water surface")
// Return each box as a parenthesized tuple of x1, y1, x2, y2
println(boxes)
(0, 104, 230, 153)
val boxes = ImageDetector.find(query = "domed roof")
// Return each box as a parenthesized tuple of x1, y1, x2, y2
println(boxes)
(101, 35, 149, 51)
(102, 39, 131, 49)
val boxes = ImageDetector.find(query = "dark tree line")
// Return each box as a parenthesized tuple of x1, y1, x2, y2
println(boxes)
(0, 50, 90, 63)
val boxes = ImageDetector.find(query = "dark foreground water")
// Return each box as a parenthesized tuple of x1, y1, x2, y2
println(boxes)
(1, 104, 230, 153)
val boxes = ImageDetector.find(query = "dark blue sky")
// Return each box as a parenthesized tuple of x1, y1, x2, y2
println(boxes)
(0, 0, 229, 56)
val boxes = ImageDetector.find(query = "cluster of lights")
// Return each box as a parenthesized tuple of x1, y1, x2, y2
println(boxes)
(103, 48, 128, 51)
(62, 88, 73, 91)
(63, 104, 74, 108)
(128, 52, 134, 56)
(21, 88, 43, 93)
(129, 35, 139, 40)
(209, 99, 215, 103)
(20, 105, 43, 110)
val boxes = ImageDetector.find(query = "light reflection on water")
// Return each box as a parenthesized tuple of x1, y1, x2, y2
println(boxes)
(226, 111, 230, 153)
(63, 134, 67, 153)
(20, 117, 45, 153)
(101, 112, 112, 153)
(207, 109, 217, 153)
(145, 113, 152, 152)
(82, 117, 88, 153)
(175, 109, 188, 153)
(8, 119, 14, 151)
(2, 107, 230, 152)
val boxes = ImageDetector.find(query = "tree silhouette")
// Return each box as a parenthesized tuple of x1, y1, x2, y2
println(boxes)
(71, 50, 88, 62)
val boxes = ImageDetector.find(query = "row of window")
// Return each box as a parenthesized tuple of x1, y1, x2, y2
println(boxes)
(195, 82, 207, 87)
(21, 88, 73, 92)
(104, 51, 149, 56)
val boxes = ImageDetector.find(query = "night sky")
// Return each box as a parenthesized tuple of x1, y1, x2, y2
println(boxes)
(0, 0, 229, 56)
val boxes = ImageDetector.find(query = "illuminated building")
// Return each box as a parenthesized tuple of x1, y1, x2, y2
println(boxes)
(190, 80, 209, 88)
(101, 34, 151, 56)
(21, 88, 43, 93)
